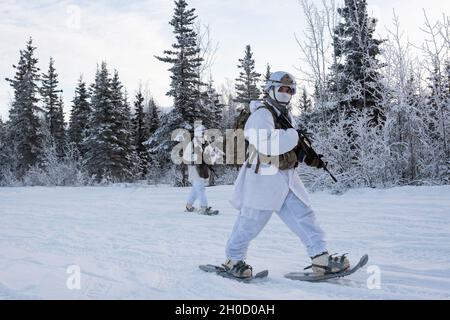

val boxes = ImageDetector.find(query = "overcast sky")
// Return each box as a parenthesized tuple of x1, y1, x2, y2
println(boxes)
(0, 0, 448, 120)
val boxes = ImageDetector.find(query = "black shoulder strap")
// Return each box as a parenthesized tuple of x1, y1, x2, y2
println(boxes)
(256, 103, 291, 129)
(256, 103, 278, 122)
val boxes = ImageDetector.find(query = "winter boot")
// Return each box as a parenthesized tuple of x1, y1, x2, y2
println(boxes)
(306, 252, 350, 275)
(222, 259, 253, 278)
(185, 205, 196, 213)
(199, 206, 219, 215)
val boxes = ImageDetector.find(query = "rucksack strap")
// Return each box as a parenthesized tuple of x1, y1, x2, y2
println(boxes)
(256, 103, 279, 127)
(251, 103, 281, 174)
(250, 103, 297, 173)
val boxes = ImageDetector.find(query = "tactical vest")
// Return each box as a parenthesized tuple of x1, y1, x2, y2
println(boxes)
(247, 103, 299, 173)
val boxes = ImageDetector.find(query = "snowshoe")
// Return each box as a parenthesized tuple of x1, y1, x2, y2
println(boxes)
(198, 206, 219, 216)
(199, 264, 268, 283)
(285, 254, 369, 282)
(307, 252, 350, 275)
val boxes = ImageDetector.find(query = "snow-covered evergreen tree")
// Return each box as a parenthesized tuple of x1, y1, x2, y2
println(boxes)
(299, 88, 313, 114)
(83, 63, 112, 181)
(110, 72, 136, 181)
(0, 117, 20, 185)
(143, 97, 162, 180)
(154, 0, 204, 186)
(56, 95, 65, 152)
(201, 76, 223, 130)
(132, 88, 150, 177)
(261, 63, 271, 94)
(155, 0, 203, 125)
(145, 97, 161, 137)
(219, 81, 239, 130)
(234, 45, 261, 108)
(264, 63, 271, 82)
(5, 38, 42, 178)
(83, 63, 134, 182)
(132, 89, 146, 152)
(328, 0, 385, 124)
(40, 57, 65, 158)
(68, 76, 91, 157)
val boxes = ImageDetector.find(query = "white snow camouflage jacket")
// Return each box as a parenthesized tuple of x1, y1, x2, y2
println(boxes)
(230, 100, 312, 211)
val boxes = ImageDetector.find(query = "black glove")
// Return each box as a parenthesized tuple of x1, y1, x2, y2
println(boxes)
(305, 154, 325, 169)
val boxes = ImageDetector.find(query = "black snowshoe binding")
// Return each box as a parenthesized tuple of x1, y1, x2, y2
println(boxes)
(305, 252, 350, 275)
(199, 206, 219, 216)
(223, 260, 253, 278)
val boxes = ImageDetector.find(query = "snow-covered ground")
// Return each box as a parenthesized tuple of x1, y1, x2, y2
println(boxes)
(0, 184, 449, 300)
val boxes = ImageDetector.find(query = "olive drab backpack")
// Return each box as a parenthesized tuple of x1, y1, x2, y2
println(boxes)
(230, 107, 251, 169)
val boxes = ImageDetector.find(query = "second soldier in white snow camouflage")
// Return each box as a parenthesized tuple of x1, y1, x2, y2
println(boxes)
(184, 125, 219, 216)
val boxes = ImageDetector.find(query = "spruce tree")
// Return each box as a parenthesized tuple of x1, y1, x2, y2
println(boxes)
(154, 0, 204, 185)
(299, 88, 313, 114)
(41, 57, 65, 158)
(5, 38, 42, 178)
(84, 66, 135, 182)
(221, 92, 239, 130)
(55, 95, 66, 155)
(132, 88, 149, 177)
(110, 71, 135, 181)
(262, 63, 271, 93)
(145, 97, 160, 137)
(264, 63, 271, 82)
(329, 0, 384, 124)
(201, 76, 223, 129)
(84, 62, 114, 181)
(144, 97, 162, 179)
(132, 89, 146, 153)
(68, 76, 91, 157)
(234, 45, 261, 107)
(155, 0, 203, 126)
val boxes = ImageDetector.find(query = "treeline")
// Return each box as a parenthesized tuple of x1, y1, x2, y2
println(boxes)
(1, 0, 449, 190)
(0, 0, 233, 186)
(0, 38, 165, 186)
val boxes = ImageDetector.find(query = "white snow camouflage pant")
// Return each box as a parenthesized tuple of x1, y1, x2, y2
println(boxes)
(187, 180, 208, 208)
(225, 191, 328, 260)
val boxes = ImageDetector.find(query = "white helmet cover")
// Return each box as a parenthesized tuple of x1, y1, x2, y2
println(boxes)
(264, 71, 297, 95)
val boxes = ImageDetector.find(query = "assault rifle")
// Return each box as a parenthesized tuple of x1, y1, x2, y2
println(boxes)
(277, 113, 338, 183)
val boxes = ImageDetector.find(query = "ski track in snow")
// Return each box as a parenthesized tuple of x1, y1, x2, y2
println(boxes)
(0, 184, 449, 299)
